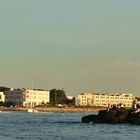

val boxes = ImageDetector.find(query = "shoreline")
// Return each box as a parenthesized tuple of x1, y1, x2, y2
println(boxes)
(0, 106, 106, 112)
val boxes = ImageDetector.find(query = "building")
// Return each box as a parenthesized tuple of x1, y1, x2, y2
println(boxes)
(0, 92, 5, 102)
(4, 89, 24, 106)
(4, 89, 50, 107)
(135, 97, 140, 105)
(67, 96, 74, 100)
(76, 92, 134, 108)
(23, 89, 50, 107)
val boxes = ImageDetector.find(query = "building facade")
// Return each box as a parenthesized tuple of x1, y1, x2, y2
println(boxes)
(23, 89, 50, 107)
(4, 89, 24, 106)
(0, 92, 5, 102)
(76, 92, 134, 108)
(4, 89, 50, 107)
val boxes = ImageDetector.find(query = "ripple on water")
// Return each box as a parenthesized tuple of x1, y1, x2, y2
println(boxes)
(0, 112, 140, 140)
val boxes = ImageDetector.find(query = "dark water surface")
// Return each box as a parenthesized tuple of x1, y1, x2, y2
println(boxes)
(0, 111, 139, 140)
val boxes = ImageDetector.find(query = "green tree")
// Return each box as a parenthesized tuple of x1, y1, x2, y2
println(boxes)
(50, 89, 66, 105)
(0, 86, 10, 92)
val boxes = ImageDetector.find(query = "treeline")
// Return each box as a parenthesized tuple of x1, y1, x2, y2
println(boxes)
(0, 86, 10, 92)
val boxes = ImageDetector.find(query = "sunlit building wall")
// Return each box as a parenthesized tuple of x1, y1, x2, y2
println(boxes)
(23, 89, 50, 107)
(76, 92, 134, 108)
(0, 92, 5, 102)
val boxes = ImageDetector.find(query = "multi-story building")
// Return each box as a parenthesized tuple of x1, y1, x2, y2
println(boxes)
(0, 92, 5, 102)
(4, 89, 50, 107)
(76, 92, 134, 108)
(23, 89, 50, 107)
(4, 89, 24, 106)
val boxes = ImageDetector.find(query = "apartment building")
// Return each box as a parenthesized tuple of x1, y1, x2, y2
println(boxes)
(4, 89, 23, 106)
(23, 89, 50, 107)
(0, 92, 5, 102)
(76, 92, 134, 108)
(4, 89, 50, 107)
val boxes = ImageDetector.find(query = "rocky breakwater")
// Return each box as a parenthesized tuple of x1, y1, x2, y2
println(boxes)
(82, 108, 140, 124)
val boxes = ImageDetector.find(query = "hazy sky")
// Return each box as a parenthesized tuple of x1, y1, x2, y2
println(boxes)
(0, 0, 140, 96)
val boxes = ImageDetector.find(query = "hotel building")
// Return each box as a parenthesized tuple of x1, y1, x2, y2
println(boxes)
(76, 92, 134, 108)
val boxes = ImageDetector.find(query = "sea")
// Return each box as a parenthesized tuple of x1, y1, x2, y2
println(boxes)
(0, 111, 139, 140)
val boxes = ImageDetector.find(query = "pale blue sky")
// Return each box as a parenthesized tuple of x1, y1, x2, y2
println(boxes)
(0, 0, 140, 96)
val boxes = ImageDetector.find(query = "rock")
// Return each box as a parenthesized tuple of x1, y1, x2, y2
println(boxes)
(98, 110, 118, 123)
(128, 112, 140, 124)
(82, 115, 99, 123)
(81, 108, 140, 124)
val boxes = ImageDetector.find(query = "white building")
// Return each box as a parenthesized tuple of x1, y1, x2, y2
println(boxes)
(67, 96, 74, 100)
(23, 89, 50, 107)
(0, 92, 5, 102)
(76, 92, 134, 108)
(4, 89, 50, 107)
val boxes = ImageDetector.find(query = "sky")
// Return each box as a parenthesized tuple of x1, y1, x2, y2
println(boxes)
(0, 0, 140, 96)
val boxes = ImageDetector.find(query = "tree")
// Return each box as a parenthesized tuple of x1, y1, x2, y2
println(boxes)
(0, 86, 10, 92)
(50, 89, 67, 105)
(65, 97, 76, 106)
(4, 102, 16, 107)
(0, 101, 4, 106)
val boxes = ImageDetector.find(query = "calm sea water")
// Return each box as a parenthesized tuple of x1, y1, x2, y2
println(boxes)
(0, 111, 139, 140)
